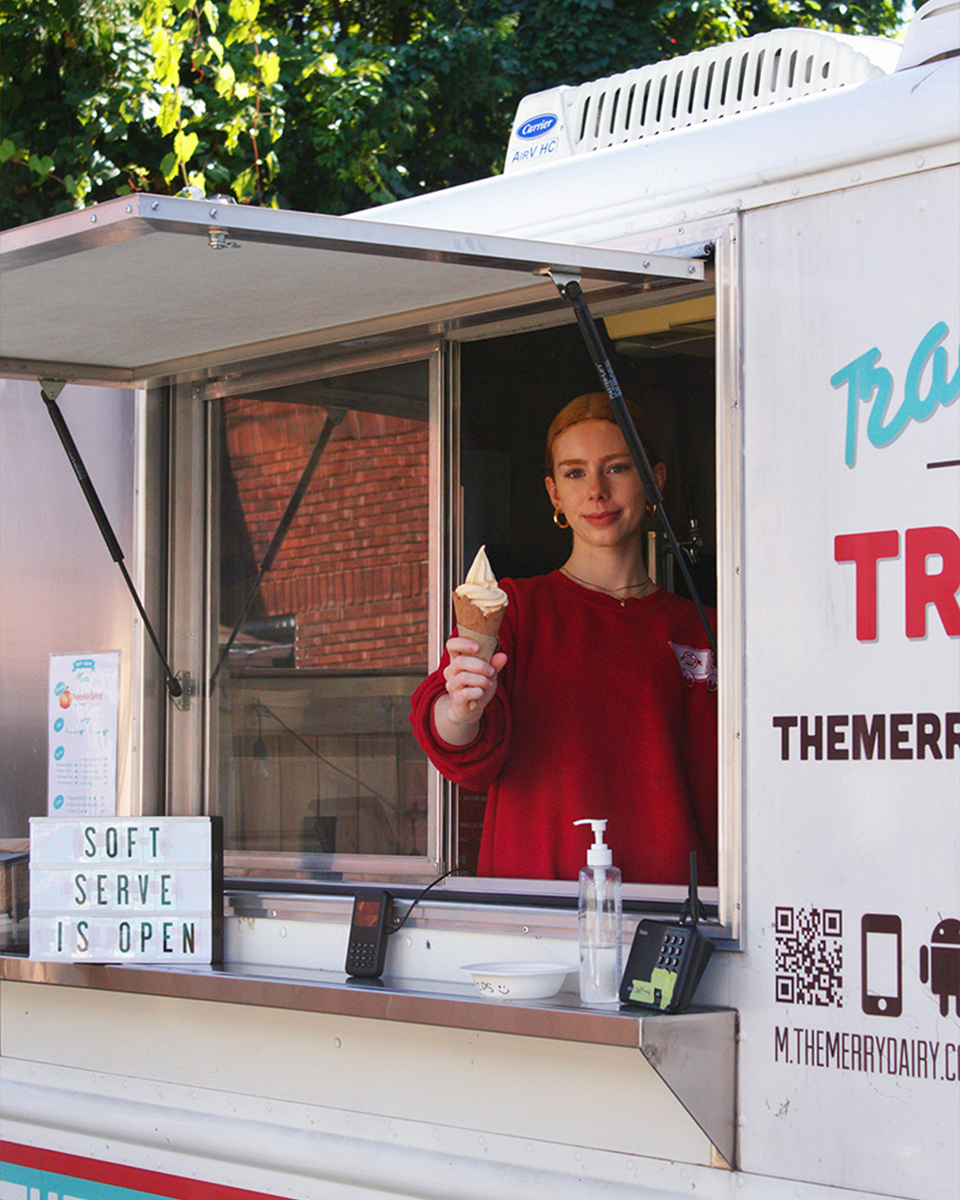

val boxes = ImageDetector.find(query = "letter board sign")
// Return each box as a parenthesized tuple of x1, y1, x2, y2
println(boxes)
(28, 816, 223, 963)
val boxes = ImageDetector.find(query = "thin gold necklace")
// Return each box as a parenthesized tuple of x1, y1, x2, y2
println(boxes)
(561, 566, 657, 607)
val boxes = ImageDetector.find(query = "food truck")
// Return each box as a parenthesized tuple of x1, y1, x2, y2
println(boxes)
(1, 2, 957, 1197)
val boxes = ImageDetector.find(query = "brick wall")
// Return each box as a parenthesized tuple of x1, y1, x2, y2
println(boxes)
(224, 398, 429, 670)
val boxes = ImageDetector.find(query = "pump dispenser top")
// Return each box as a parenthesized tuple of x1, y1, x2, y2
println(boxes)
(573, 818, 613, 867)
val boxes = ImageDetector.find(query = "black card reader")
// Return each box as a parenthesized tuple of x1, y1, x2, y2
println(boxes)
(345, 888, 394, 978)
(619, 852, 714, 1012)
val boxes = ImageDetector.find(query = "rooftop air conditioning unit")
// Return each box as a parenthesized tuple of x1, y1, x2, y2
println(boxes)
(504, 26, 902, 175)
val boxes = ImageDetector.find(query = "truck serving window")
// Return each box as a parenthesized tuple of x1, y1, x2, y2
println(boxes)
(200, 275, 728, 915)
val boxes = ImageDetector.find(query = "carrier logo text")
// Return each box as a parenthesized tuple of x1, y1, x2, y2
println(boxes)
(516, 113, 559, 139)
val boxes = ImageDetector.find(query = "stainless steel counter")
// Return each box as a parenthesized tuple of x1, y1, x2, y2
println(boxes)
(0, 952, 737, 1165)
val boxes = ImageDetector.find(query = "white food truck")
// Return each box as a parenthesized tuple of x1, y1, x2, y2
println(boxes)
(1, 2, 957, 1198)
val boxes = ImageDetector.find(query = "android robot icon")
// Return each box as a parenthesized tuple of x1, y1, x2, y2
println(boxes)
(919, 918, 960, 1017)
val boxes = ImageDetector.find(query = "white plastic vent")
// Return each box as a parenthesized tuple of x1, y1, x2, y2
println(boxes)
(897, 0, 960, 71)
(504, 27, 901, 174)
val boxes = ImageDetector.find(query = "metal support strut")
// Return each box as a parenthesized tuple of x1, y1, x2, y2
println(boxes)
(550, 274, 717, 658)
(38, 381, 184, 700)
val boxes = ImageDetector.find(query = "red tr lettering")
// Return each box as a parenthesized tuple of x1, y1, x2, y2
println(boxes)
(835, 526, 960, 641)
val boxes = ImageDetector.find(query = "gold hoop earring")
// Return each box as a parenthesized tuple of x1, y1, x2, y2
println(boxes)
(553, 508, 570, 529)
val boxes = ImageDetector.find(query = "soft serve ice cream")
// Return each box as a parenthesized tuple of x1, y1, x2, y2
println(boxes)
(453, 545, 508, 667)
(455, 545, 508, 617)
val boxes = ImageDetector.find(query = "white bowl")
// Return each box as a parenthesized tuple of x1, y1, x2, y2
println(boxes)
(461, 961, 576, 1001)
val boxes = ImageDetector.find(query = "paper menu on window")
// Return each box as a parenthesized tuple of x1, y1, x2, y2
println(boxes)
(47, 651, 120, 817)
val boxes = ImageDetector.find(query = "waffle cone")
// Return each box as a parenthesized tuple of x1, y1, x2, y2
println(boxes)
(453, 592, 505, 662)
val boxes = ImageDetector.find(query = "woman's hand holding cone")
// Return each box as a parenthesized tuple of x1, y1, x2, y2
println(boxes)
(433, 636, 508, 746)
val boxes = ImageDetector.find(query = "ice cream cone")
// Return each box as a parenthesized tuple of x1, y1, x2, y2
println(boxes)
(453, 546, 508, 710)
(453, 592, 506, 657)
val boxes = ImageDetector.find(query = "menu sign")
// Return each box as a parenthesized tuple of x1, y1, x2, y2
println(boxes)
(48, 651, 120, 817)
(29, 817, 223, 963)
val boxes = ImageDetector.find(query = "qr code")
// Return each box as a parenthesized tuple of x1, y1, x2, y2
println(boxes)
(774, 906, 843, 1007)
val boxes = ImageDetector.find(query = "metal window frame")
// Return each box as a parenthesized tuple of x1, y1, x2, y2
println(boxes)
(184, 341, 447, 878)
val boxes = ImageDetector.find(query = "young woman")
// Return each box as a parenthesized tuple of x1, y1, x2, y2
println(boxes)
(410, 393, 718, 884)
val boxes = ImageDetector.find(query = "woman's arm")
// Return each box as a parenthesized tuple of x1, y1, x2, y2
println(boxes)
(409, 595, 516, 792)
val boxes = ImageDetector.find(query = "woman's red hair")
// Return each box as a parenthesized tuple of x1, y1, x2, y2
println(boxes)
(545, 393, 663, 477)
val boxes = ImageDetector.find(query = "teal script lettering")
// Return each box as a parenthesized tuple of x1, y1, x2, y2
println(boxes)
(831, 321, 959, 466)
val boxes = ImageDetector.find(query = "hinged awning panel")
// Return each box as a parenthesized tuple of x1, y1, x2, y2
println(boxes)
(0, 194, 703, 385)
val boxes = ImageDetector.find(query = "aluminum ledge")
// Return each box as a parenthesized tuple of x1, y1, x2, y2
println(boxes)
(0, 953, 737, 1165)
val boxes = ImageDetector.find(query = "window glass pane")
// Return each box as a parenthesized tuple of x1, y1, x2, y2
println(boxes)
(212, 362, 431, 861)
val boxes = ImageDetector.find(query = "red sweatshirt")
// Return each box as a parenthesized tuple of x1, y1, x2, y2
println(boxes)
(410, 571, 718, 884)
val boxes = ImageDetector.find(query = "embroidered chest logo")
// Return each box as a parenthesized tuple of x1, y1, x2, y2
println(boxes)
(670, 642, 717, 689)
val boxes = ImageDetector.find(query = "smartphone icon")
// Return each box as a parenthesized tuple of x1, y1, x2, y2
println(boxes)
(861, 913, 902, 1016)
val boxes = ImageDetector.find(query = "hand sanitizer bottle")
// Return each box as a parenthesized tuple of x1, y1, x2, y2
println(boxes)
(574, 818, 622, 1005)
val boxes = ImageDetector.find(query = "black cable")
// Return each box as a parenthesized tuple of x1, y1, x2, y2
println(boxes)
(253, 701, 399, 816)
(389, 867, 474, 935)
(252, 701, 420, 849)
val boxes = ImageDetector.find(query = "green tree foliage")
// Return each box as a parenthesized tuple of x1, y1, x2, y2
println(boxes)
(1, 0, 909, 229)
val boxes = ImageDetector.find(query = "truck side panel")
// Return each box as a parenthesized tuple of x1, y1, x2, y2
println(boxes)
(739, 164, 960, 1199)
